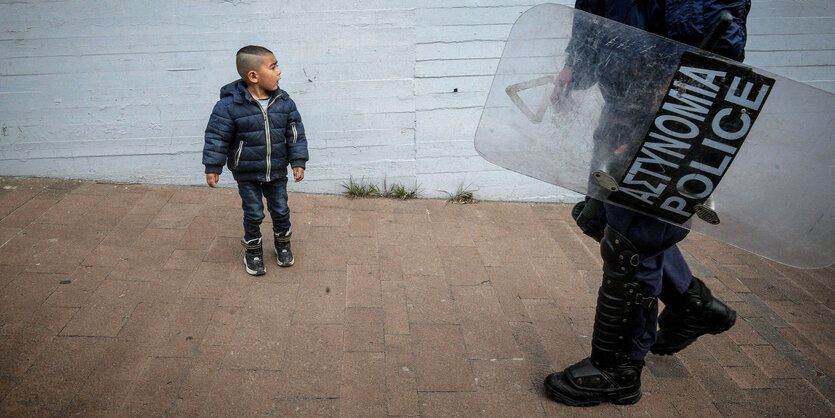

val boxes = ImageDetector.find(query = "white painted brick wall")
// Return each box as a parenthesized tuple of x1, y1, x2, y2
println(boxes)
(1, 0, 832, 202)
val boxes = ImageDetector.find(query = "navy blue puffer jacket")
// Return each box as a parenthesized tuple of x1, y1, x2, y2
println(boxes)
(203, 80, 309, 182)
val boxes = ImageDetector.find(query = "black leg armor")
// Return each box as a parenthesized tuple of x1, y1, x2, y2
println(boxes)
(545, 226, 655, 407)
(651, 276, 736, 355)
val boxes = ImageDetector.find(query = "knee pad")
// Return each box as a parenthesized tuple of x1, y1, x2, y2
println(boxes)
(600, 226, 639, 281)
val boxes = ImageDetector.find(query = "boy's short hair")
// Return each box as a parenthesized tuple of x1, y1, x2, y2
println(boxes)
(236, 45, 273, 82)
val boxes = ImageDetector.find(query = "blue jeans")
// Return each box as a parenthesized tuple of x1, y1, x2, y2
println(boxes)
(237, 177, 291, 241)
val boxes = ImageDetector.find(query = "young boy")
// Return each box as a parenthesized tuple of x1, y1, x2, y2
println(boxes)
(203, 45, 309, 275)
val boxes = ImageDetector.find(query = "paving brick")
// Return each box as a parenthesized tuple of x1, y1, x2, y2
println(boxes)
(239, 281, 297, 328)
(201, 307, 240, 347)
(134, 227, 187, 249)
(24, 336, 112, 382)
(715, 388, 802, 416)
(439, 245, 489, 286)
(381, 280, 410, 335)
(655, 377, 722, 416)
(430, 221, 476, 247)
(476, 236, 531, 268)
(741, 344, 804, 379)
(777, 327, 835, 379)
(274, 399, 340, 417)
(472, 359, 545, 416)
(168, 344, 226, 417)
(140, 270, 193, 304)
(341, 352, 386, 418)
(451, 283, 506, 323)
(771, 378, 835, 416)
(621, 390, 681, 417)
(344, 307, 384, 352)
(163, 249, 207, 271)
(205, 369, 281, 416)
(700, 333, 757, 368)
(280, 324, 342, 399)
(507, 321, 560, 382)
(485, 262, 550, 301)
(348, 210, 376, 237)
(460, 320, 522, 360)
(100, 213, 154, 247)
(724, 317, 768, 346)
(410, 324, 475, 392)
(645, 354, 691, 378)
(346, 264, 381, 307)
(294, 269, 345, 324)
(0, 334, 53, 377)
(224, 325, 290, 371)
(128, 190, 173, 215)
(405, 275, 458, 324)
(203, 236, 242, 264)
(680, 358, 748, 404)
(418, 391, 481, 418)
(152, 298, 215, 357)
(724, 365, 771, 389)
(383, 334, 419, 416)
(65, 377, 134, 417)
(0, 375, 80, 416)
(0, 272, 65, 328)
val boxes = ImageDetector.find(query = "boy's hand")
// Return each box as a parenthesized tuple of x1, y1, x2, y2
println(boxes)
(206, 173, 219, 188)
(293, 167, 305, 182)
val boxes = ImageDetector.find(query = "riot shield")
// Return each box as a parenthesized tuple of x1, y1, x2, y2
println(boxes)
(475, 4, 834, 269)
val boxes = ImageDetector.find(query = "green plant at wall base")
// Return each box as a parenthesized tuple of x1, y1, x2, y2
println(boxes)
(341, 176, 379, 199)
(342, 176, 420, 200)
(444, 183, 477, 204)
(388, 183, 419, 199)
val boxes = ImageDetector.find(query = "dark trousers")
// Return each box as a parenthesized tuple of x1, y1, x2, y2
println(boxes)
(237, 177, 291, 241)
(586, 202, 693, 360)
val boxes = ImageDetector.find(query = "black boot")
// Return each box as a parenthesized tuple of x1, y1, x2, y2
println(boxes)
(242, 237, 266, 276)
(274, 228, 294, 267)
(545, 226, 655, 406)
(651, 276, 736, 355)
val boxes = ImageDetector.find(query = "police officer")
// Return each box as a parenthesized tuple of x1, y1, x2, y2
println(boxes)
(544, 0, 750, 406)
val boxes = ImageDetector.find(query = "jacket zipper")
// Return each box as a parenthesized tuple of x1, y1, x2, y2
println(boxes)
(291, 122, 298, 144)
(260, 97, 279, 181)
(233, 141, 244, 168)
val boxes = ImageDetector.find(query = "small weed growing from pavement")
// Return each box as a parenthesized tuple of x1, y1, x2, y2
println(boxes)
(342, 176, 379, 199)
(388, 182, 419, 199)
(444, 183, 477, 204)
(342, 176, 420, 200)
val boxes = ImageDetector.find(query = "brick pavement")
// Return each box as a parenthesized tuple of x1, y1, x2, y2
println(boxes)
(0, 176, 833, 417)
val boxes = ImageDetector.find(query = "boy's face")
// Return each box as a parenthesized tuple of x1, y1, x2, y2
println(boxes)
(250, 53, 281, 92)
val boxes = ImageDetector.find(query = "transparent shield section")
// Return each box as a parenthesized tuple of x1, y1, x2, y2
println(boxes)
(475, 4, 834, 268)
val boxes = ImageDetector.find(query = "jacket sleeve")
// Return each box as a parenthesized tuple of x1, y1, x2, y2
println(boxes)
(564, 0, 605, 89)
(285, 99, 309, 169)
(666, 0, 751, 62)
(202, 100, 235, 174)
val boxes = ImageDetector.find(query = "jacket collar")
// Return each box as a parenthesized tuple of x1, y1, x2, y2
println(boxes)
(221, 79, 287, 105)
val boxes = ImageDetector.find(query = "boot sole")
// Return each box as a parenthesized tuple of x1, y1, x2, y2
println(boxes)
(651, 310, 737, 356)
(544, 379, 642, 406)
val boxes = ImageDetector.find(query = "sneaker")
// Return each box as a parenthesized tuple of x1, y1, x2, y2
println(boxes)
(275, 229, 294, 267)
(241, 237, 266, 276)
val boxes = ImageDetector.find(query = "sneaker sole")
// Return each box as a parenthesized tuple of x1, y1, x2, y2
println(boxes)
(244, 256, 266, 276)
